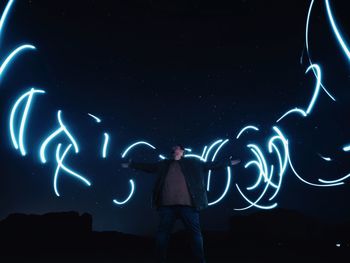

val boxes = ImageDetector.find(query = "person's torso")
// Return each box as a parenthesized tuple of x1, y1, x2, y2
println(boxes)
(160, 160, 193, 206)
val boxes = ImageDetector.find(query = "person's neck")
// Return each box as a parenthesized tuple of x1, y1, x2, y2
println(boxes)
(173, 156, 182, 161)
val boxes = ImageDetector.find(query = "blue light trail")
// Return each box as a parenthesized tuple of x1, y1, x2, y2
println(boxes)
(87, 113, 101, 123)
(318, 154, 332, 162)
(343, 145, 350, 152)
(201, 145, 208, 159)
(40, 110, 79, 163)
(113, 179, 135, 205)
(0, 1, 36, 82)
(204, 140, 223, 162)
(304, 0, 336, 101)
(325, 0, 350, 61)
(288, 152, 343, 187)
(0, 0, 14, 38)
(3, 0, 350, 210)
(236, 125, 259, 139)
(102, 133, 109, 158)
(54, 143, 91, 197)
(277, 64, 323, 122)
(206, 139, 229, 193)
(319, 174, 350, 184)
(234, 127, 289, 210)
(184, 154, 205, 161)
(9, 88, 45, 156)
(121, 141, 156, 158)
(208, 167, 231, 206)
(0, 45, 36, 79)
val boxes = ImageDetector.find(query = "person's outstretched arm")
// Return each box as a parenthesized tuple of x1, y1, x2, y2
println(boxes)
(202, 158, 241, 171)
(121, 159, 160, 174)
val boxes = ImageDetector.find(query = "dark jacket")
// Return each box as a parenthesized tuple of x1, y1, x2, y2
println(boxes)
(129, 157, 231, 211)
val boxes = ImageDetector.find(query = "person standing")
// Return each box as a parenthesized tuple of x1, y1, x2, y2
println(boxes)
(122, 144, 240, 263)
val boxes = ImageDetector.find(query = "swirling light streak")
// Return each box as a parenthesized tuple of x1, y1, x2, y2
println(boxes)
(277, 108, 307, 122)
(245, 160, 263, 191)
(206, 139, 229, 192)
(248, 144, 278, 189)
(201, 145, 208, 159)
(2, 0, 350, 209)
(117, 141, 156, 205)
(318, 153, 332, 162)
(277, 64, 323, 122)
(268, 138, 283, 172)
(0, 1, 36, 81)
(102, 133, 109, 158)
(305, 64, 322, 114)
(121, 141, 156, 158)
(325, 0, 350, 61)
(204, 139, 224, 191)
(267, 127, 289, 200)
(40, 110, 79, 163)
(87, 113, 101, 123)
(304, 0, 336, 101)
(182, 139, 231, 204)
(54, 143, 91, 197)
(234, 127, 289, 209)
(288, 154, 343, 187)
(0, 45, 36, 78)
(208, 167, 231, 206)
(204, 140, 223, 162)
(236, 125, 259, 139)
(235, 165, 277, 211)
(343, 145, 350, 152)
(319, 174, 350, 184)
(184, 154, 205, 161)
(267, 143, 284, 201)
(207, 139, 231, 205)
(0, 0, 14, 38)
(211, 139, 229, 161)
(10, 88, 45, 156)
(269, 127, 289, 173)
(113, 179, 135, 205)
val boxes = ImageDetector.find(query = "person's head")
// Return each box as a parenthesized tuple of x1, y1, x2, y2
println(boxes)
(171, 144, 185, 160)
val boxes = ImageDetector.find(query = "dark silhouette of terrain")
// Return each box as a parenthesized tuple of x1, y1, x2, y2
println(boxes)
(0, 209, 349, 262)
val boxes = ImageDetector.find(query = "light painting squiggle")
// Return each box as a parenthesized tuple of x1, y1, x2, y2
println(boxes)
(304, 0, 336, 101)
(40, 110, 79, 164)
(325, 0, 350, 61)
(0, 0, 36, 82)
(2, 0, 350, 211)
(88, 113, 101, 123)
(10, 88, 45, 156)
(113, 179, 135, 205)
(277, 64, 322, 122)
(102, 132, 109, 159)
(54, 143, 91, 197)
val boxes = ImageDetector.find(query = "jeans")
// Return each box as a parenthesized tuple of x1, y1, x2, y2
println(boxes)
(155, 205, 206, 263)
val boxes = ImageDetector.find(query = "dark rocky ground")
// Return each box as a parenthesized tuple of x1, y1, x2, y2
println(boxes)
(1, 210, 349, 262)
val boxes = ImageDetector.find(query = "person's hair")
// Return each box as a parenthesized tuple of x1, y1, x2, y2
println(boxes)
(171, 144, 185, 154)
(175, 144, 185, 151)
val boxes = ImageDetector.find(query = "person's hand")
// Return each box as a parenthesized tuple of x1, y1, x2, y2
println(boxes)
(121, 159, 131, 168)
(230, 159, 241, 166)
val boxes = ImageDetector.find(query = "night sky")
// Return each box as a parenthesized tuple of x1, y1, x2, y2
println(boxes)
(1, 0, 350, 236)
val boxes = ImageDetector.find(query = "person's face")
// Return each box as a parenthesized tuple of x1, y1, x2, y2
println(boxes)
(172, 146, 184, 159)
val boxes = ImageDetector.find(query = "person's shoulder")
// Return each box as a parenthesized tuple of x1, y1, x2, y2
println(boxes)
(159, 159, 172, 165)
(182, 157, 202, 165)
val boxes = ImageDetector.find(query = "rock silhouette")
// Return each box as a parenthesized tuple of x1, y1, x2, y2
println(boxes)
(0, 209, 349, 262)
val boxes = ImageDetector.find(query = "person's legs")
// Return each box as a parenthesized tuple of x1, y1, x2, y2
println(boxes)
(179, 206, 206, 263)
(155, 206, 177, 263)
